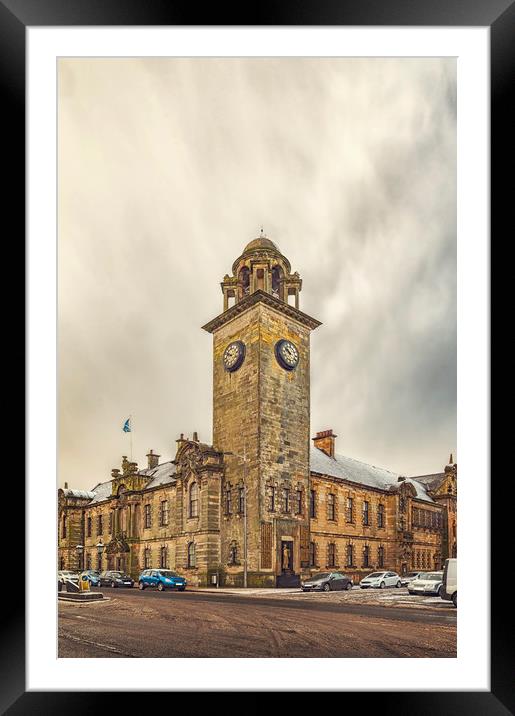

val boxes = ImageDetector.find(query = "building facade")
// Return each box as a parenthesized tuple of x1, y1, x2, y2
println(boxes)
(58, 236, 457, 586)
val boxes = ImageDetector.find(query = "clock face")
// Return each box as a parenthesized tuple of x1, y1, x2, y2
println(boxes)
(275, 339, 299, 371)
(223, 341, 245, 372)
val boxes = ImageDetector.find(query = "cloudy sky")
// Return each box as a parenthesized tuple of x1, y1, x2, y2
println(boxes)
(58, 57, 456, 490)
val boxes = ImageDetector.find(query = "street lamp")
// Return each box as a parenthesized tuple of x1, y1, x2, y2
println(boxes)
(223, 445, 248, 588)
(75, 544, 84, 572)
(96, 540, 104, 572)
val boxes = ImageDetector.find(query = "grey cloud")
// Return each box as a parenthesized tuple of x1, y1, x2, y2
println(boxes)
(58, 57, 456, 488)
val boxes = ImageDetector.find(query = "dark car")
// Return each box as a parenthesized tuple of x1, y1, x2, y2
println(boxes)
(301, 572, 353, 592)
(98, 570, 134, 588)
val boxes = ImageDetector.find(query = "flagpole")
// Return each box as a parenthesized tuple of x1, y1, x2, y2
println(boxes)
(130, 413, 133, 461)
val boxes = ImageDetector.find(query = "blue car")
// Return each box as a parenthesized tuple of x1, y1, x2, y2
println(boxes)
(138, 569, 187, 592)
(81, 569, 101, 587)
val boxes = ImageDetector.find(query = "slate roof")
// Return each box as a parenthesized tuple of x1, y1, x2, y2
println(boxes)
(309, 447, 434, 503)
(410, 473, 446, 491)
(86, 461, 177, 505)
(63, 488, 96, 500)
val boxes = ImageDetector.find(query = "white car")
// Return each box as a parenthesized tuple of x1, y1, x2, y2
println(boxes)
(407, 571, 444, 596)
(359, 571, 401, 589)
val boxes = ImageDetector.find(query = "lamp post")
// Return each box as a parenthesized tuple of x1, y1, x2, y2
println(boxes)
(75, 544, 84, 572)
(223, 445, 248, 588)
(96, 540, 104, 572)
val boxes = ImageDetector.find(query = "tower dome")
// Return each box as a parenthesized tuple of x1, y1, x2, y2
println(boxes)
(242, 237, 280, 253)
(219, 233, 302, 312)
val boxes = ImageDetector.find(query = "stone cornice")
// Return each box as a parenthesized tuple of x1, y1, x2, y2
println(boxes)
(201, 289, 322, 333)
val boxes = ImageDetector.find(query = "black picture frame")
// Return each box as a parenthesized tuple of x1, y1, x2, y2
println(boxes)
(6, 0, 503, 711)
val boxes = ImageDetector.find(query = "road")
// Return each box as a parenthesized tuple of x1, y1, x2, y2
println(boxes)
(58, 588, 457, 658)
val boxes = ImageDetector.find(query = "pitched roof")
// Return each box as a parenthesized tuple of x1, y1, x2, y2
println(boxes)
(87, 461, 177, 504)
(410, 473, 446, 491)
(309, 448, 434, 503)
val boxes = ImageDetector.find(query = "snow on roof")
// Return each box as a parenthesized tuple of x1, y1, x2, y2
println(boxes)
(63, 488, 96, 500)
(87, 461, 177, 504)
(144, 461, 177, 489)
(309, 447, 434, 503)
(88, 481, 113, 504)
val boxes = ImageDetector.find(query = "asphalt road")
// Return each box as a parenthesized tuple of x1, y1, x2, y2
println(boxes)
(58, 588, 456, 658)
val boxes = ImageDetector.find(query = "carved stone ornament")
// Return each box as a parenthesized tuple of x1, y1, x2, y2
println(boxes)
(106, 536, 130, 554)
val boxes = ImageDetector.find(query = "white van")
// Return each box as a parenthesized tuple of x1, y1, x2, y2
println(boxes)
(441, 558, 457, 607)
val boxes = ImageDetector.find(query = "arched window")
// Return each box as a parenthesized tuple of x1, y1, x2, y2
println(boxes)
(144, 547, 152, 569)
(189, 482, 199, 518)
(240, 266, 250, 296)
(61, 515, 67, 539)
(378, 545, 384, 568)
(188, 542, 196, 568)
(229, 542, 238, 565)
(362, 545, 370, 568)
(271, 265, 282, 299)
(160, 545, 168, 569)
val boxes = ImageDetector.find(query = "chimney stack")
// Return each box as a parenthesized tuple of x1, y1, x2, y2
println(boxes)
(146, 449, 160, 470)
(193, 431, 199, 442)
(64, 482, 68, 489)
(312, 429, 337, 458)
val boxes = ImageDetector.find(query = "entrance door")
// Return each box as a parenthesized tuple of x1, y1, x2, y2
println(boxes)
(281, 541, 293, 573)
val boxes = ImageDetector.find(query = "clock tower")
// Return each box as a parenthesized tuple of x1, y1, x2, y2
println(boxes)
(202, 235, 321, 586)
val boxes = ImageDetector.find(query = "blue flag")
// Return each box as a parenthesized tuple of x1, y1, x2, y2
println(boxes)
(122, 418, 131, 433)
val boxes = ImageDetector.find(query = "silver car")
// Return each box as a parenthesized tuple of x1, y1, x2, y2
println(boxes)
(407, 571, 444, 596)
(359, 571, 402, 589)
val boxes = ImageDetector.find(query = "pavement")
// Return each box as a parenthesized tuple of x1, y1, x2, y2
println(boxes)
(58, 586, 456, 658)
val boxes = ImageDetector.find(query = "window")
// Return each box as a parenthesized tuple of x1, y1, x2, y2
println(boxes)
(229, 543, 238, 565)
(346, 497, 354, 523)
(362, 501, 370, 526)
(189, 482, 199, 518)
(109, 512, 113, 534)
(238, 486, 245, 514)
(309, 489, 316, 518)
(86, 553, 92, 570)
(283, 487, 290, 513)
(60, 557, 65, 570)
(294, 489, 303, 515)
(362, 545, 370, 568)
(346, 544, 354, 567)
(224, 484, 232, 515)
(327, 493, 336, 521)
(378, 503, 385, 528)
(309, 541, 316, 567)
(62, 516, 66, 538)
(87, 516, 92, 537)
(269, 485, 277, 512)
(188, 542, 196, 568)
(144, 547, 152, 569)
(327, 543, 336, 567)
(144, 504, 152, 529)
(160, 546, 168, 569)
(378, 545, 384, 568)
(97, 514, 103, 536)
(160, 500, 169, 527)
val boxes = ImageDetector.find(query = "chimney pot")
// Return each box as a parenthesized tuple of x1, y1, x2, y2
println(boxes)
(146, 450, 160, 469)
(312, 429, 338, 457)
(193, 431, 199, 442)
(64, 481, 68, 489)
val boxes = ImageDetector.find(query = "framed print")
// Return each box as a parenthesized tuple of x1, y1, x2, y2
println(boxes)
(5, 0, 505, 710)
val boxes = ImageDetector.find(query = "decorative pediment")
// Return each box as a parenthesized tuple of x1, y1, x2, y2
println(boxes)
(106, 536, 130, 554)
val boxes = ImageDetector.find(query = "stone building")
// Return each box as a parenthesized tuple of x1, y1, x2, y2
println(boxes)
(58, 235, 457, 586)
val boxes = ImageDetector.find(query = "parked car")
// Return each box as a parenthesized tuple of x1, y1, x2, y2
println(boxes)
(301, 572, 353, 592)
(138, 569, 187, 591)
(407, 571, 444, 596)
(441, 558, 457, 607)
(58, 570, 80, 585)
(400, 571, 422, 587)
(81, 569, 101, 587)
(359, 571, 401, 589)
(98, 570, 134, 588)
